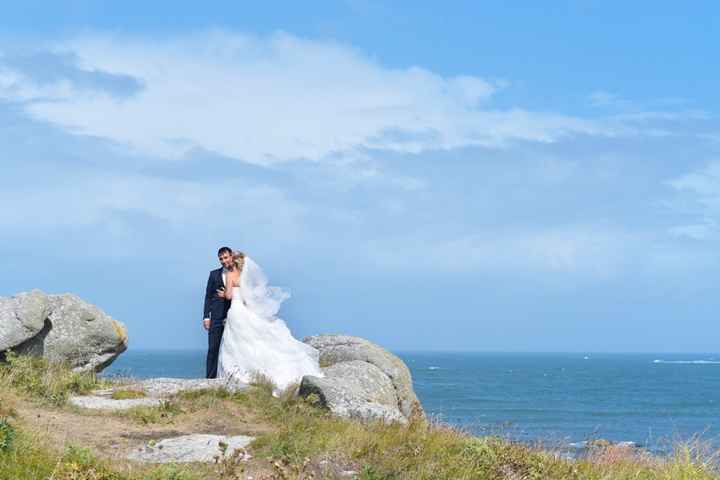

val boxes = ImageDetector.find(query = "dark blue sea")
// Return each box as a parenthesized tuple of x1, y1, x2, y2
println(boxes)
(103, 350, 720, 454)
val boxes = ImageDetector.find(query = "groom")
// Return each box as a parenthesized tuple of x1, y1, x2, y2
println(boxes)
(203, 246, 235, 378)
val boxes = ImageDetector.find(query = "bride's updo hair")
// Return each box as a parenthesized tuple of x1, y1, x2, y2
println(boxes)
(232, 250, 246, 272)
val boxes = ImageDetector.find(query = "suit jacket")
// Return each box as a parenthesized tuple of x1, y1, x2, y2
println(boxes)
(203, 267, 232, 326)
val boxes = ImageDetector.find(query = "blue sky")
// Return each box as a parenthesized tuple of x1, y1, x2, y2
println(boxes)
(2, 1, 720, 352)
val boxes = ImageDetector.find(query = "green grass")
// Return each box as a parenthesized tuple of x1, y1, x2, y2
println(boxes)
(123, 400, 183, 425)
(235, 379, 720, 480)
(111, 389, 147, 400)
(3, 353, 720, 479)
(0, 417, 15, 453)
(0, 350, 106, 406)
(0, 427, 201, 480)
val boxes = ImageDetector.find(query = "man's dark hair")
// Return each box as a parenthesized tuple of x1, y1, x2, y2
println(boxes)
(218, 246, 233, 257)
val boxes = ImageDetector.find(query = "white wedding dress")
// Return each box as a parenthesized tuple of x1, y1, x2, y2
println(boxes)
(216, 256, 323, 393)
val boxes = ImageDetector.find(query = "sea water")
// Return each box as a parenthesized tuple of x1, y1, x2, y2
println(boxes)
(103, 350, 720, 454)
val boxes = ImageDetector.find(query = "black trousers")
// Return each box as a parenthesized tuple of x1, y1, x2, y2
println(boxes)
(206, 321, 225, 378)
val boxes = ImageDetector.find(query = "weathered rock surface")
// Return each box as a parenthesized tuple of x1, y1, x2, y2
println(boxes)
(300, 334, 424, 423)
(0, 290, 50, 351)
(69, 395, 162, 410)
(0, 290, 128, 372)
(121, 377, 249, 397)
(67, 378, 250, 412)
(300, 360, 407, 423)
(126, 434, 254, 463)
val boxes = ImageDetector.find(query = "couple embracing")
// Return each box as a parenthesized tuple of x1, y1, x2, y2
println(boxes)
(203, 247, 323, 393)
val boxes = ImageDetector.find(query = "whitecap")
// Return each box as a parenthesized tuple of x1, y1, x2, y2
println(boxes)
(653, 359, 720, 364)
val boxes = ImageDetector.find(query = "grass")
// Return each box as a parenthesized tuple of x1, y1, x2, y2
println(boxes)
(223, 376, 720, 480)
(123, 400, 183, 425)
(3, 352, 720, 479)
(0, 426, 201, 480)
(0, 417, 15, 453)
(111, 389, 147, 400)
(0, 350, 106, 406)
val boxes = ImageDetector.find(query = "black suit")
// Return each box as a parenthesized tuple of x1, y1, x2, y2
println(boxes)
(204, 267, 231, 378)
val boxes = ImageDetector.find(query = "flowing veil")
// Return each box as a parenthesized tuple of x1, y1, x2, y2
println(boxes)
(240, 256, 290, 319)
(219, 254, 323, 393)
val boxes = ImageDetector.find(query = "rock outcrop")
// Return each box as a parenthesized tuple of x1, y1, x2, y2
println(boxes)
(299, 334, 424, 424)
(127, 434, 254, 463)
(0, 290, 128, 372)
(0, 290, 50, 351)
(117, 377, 248, 398)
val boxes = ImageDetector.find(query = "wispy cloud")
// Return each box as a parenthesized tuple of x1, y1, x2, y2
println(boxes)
(1, 31, 635, 165)
(2, 29, 719, 281)
(0, 51, 143, 102)
(666, 161, 720, 241)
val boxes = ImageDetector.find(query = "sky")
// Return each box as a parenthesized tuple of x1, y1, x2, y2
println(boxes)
(2, 1, 720, 353)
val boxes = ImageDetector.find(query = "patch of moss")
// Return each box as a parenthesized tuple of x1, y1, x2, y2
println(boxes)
(111, 319, 128, 345)
(110, 389, 146, 400)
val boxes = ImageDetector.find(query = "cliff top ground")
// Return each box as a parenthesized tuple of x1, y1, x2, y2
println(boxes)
(1, 353, 719, 480)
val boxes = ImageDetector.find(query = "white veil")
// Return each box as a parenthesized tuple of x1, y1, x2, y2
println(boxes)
(240, 256, 290, 319)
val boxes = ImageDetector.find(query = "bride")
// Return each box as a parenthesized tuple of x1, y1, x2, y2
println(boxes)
(216, 251, 324, 393)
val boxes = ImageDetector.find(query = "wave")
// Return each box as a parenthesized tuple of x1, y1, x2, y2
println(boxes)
(568, 440, 637, 449)
(428, 366, 441, 370)
(653, 359, 720, 364)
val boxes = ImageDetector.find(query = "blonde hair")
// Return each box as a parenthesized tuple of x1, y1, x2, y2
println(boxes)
(232, 250, 246, 272)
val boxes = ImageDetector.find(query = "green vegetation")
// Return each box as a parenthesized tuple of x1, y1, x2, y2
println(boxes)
(124, 400, 183, 425)
(0, 350, 105, 406)
(0, 429, 201, 480)
(111, 389, 147, 400)
(2, 353, 720, 479)
(0, 418, 15, 453)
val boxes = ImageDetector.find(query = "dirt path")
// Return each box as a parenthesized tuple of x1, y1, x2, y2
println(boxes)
(15, 398, 275, 461)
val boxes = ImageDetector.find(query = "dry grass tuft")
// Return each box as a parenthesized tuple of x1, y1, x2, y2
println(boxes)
(0, 350, 105, 406)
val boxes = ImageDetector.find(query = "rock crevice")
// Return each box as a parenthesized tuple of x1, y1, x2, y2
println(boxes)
(299, 334, 424, 424)
(0, 290, 128, 372)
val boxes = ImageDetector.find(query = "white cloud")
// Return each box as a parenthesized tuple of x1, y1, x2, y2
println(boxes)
(669, 161, 720, 200)
(0, 65, 76, 101)
(665, 161, 720, 241)
(589, 90, 630, 108)
(366, 225, 639, 276)
(2, 30, 626, 165)
(668, 221, 717, 240)
(0, 172, 306, 236)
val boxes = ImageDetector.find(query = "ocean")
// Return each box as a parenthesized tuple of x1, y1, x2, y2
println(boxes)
(102, 350, 720, 454)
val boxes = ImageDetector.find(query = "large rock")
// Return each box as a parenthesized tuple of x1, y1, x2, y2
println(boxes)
(0, 290, 128, 372)
(299, 360, 407, 423)
(300, 334, 424, 423)
(0, 290, 50, 351)
(127, 434, 254, 463)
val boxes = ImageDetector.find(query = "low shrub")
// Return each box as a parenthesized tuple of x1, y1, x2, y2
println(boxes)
(0, 418, 15, 453)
